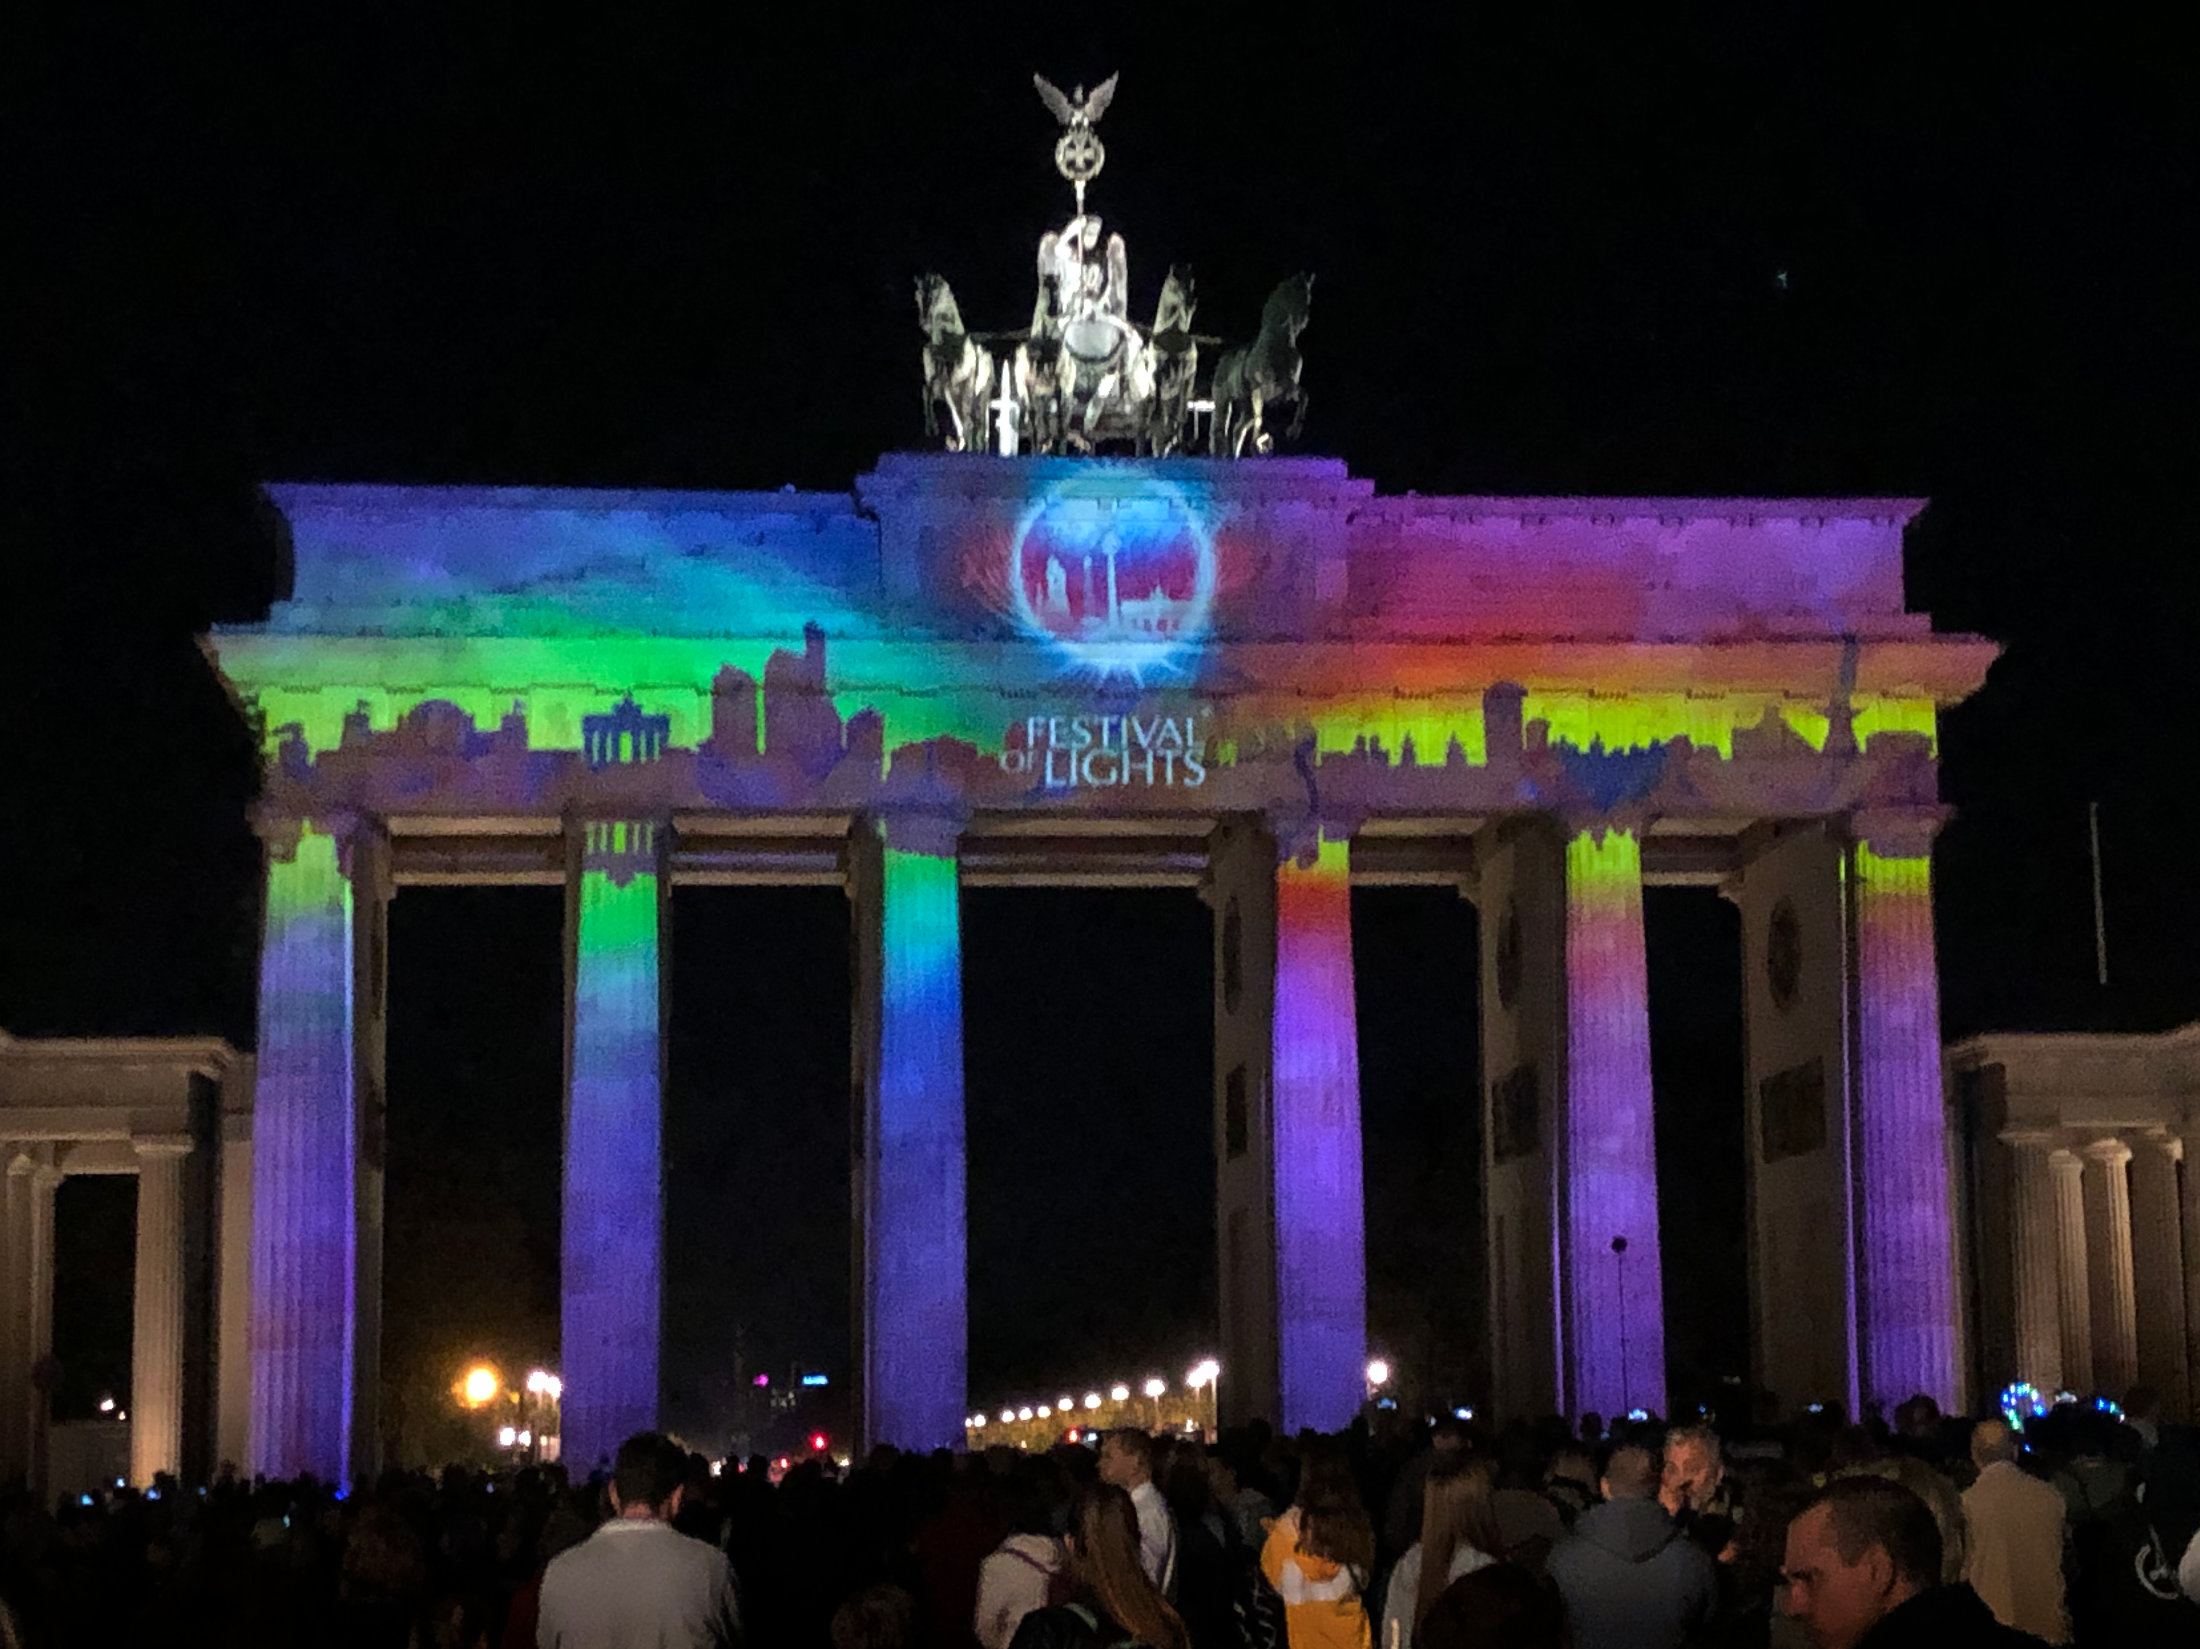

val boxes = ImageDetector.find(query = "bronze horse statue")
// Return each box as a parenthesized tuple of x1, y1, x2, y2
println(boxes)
(916, 273, 993, 452)
(1211, 272, 1312, 456)
(1144, 264, 1199, 456)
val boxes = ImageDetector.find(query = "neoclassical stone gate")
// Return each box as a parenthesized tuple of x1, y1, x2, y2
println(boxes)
(206, 456, 1995, 1479)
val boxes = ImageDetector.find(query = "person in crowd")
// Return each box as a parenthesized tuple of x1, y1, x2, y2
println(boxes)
(1160, 1444, 1242, 1649)
(1413, 1564, 1566, 1649)
(1543, 1441, 1715, 1649)
(536, 1431, 743, 1649)
(1541, 1448, 1599, 1527)
(1959, 1420, 2068, 1643)
(1380, 1455, 1502, 1649)
(1099, 1428, 1179, 1598)
(831, 1584, 918, 1649)
(976, 1466, 1069, 1649)
(1780, 1474, 2046, 1647)
(1382, 1418, 1471, 1555)
(1007, 1483, 1190, 1649)
(1260, 1436, 1376, 1649)
(1842, 1454, 1968, 1586)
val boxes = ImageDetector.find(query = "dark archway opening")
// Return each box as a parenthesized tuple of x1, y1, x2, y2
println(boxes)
(52, 1175, 136, 1420)
(664, 886, 851, 1458)
(1644, 886, 1749, 1417)
(1354, 887, 1484, 1415)
(963, 889, 1213, 1408)
(383, 886, 564, 1466)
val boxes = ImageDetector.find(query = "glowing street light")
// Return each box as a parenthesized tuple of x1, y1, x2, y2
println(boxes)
(1365, 1358, 1391, 1403)
(1084, 1393, 1102, 1410)
(1000, 1410, 1015, 1424)
(1110, 1384, 1131, 1403)
(1037, 1404, 1052, 1418)
(1017, 1406, 1034, 1421)
(1185, 1359, 1222, 1439)
(525, 1370, 562, 1399)
(497, 1425, 517, 1448)
(1143, 1377, 1166, 1398)
(1057, 1395, 1075, 1412)
(459, 1365, 502, 1408)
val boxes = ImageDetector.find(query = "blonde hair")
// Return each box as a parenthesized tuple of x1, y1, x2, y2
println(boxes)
(1069, 1484, 1190, 1649)
(1416, 1456, 1503, 1628)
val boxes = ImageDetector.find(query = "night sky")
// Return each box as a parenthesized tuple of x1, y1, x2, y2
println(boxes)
(7, 14, 2195, 1436)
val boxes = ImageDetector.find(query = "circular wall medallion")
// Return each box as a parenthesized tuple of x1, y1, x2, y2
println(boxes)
(1495, 900, 1523, 1012)
(1767, 897, 1803, 1011)
(1007, 473, 1216, 678)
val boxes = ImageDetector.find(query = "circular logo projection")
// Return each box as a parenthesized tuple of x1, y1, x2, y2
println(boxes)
(1008, 474, 1216, 677)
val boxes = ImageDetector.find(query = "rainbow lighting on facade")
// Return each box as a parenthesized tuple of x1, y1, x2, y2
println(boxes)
(207, 456, 1995, 1475)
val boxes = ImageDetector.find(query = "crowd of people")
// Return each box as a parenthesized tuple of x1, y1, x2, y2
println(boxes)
(2, 1393, 2198, 1648)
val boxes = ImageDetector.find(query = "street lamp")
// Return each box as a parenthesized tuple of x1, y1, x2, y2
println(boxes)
(1083, 1393, 1102, 1411)
(1143, 1377, 1166, 1430)
(1186, 1359, 1222, 1439)
(1365, 1359, 1390, 1403)
(458, 1364, 501, 1408)
(1110, 1384, 1131, 1404)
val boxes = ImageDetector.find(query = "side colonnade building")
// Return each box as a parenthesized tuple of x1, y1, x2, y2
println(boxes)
(17, 454, 2002, 1485)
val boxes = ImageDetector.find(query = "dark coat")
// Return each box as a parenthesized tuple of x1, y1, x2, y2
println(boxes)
(1856, 1582, 2051, 1647)
(1543, 1497, 1716, 1649)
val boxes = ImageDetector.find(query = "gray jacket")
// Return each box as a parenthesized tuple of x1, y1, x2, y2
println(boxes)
(538, 1518, 743, 1649)
(1544, 1497, 1715, 1649)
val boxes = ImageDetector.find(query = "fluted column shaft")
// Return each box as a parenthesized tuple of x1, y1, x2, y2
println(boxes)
(1562, 828, 1666, 1420)
(130, 1138, 191, 1485)
(1849, 840, 1960, 1408)
(26, 1163, 58, 1493)
(2127, 1135, 2189, 1416)
(562, 820, 667, 1472)
(2082, 1139, 2139, 1397)
(2004, 1134, 2065, 1391)
(249, 822, 358, 1482)
(0, 1156, 36, 1485)
(1272, 838, 1367, 1434)
(863, 824, 967, 1453)
(2183, 1126, 2200, 1416)
(2050, 1149, 2094, 1394)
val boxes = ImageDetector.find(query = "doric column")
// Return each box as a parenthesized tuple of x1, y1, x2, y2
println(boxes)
(561, 818, 668, 1472)
(858, 816, 967, 1453)
(26, 1159, 59, 1494)
(1848, 823, 1960, 1410)
(2050, 1148, 2094, 1394)
(2127, 1134, 2189, 1416)
(2081, 1138, 2139, 1396)
(2002, 1132, 2065, 1392)
(130, 1136, 192, 1485)
(1208, 819, 1280, 1429)
(1561, 827, 1666, 1420)
(0, 1152, 37, 1485)
(2184, 1123, 2200, 1415)
(1271, 836, 1367, 1433)
(249, 816, 362, 1483)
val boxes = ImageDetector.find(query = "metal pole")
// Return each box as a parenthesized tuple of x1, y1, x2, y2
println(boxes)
(2089, 802, 2109, 988)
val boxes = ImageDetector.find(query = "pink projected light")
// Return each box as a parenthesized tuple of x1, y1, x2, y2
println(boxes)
(1271, 839, 1367, 1432)
(1562, 829, 1666, 1420)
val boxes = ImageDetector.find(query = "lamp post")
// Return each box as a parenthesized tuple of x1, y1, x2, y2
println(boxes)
(1186, 1359, 1221, 1441)
(1365, 1358, 1391, 1408)
(1143, 1377, 1166, 1432)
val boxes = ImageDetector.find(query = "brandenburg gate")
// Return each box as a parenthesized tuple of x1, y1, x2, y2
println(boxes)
(205, 456, 1995, 1478)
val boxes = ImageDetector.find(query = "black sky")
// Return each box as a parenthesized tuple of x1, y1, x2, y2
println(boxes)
(7, 13, 2196, 1429)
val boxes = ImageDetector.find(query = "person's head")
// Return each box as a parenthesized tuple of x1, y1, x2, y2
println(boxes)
(1430, 1417, 1471, 1454)
(1781, 1476, 1942, 1649)
(1970, 1419, 2021, 1472)
(1416, 1456, 1504, 1627)
(1066, 1484, 1188, 1649)
(1416, 1563, 1566, 1649)
(1293, 1436, 1375, 1573)
(1893, 1394, 1942, 1441)
(608, 1432, 688, 1520)
(1660, 1426, 1723, 1515)
(829, 1585, 916, 1649)
(1097, 1428, 1154, 1490)
(1599, 1443, 1658, 1503)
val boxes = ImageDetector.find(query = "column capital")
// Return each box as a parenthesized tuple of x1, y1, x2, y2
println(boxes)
(131, 1135, 195, 1162)
(2082, 1136, 2135, 1168)
(1848, 807, 1950, 860)
(1999, 1127, 2064, 1151)
(2049, 1146, 2087, 1176)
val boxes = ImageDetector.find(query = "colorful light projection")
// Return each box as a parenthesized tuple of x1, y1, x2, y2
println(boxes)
(1004, 472, 1216, 679)
(561, 821, 666, 1470)
(1561, 829, 1667, 1421)
(867, 840, 968, 1453)
(249, 824, 358, 1483)
(1851, 842, 1960, 1409)
(1271, 838, 1368, 1433)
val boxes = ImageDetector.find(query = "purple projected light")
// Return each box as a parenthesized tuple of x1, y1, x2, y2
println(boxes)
(1562, 830, 1667, 1421)
(867, 842, 968, 1451)
(561, 821, 666, 1471)
(1853, 844, 1959, 1408)
(1271, 840, 1367, 1433)
(249, 825, 357, 1483)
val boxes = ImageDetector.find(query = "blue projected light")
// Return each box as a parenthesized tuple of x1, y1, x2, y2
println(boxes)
(1006, 472, 1217, 679)
(802, 1373, 830, 1388)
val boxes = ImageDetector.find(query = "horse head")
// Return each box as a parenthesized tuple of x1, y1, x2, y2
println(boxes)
(1155, 264, 1197, 337)
(1261, 272, 1314, 342)
(916, 273, 962, 338)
